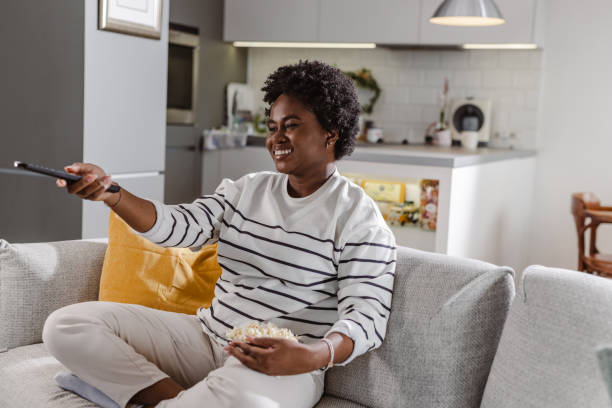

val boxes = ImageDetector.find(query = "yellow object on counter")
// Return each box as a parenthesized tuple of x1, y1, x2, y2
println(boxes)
(361, 180, 406, 203)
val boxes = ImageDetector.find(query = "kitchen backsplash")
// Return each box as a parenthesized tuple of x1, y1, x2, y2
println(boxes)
(247, 48, 542, 148)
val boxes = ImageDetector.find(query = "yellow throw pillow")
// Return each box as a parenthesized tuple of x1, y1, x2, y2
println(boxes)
(99, 212, 221, 314)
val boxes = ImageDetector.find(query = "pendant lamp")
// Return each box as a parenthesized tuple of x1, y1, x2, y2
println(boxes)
(430, 0, 505, 26)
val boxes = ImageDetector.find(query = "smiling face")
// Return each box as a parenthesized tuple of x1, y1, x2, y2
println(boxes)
(265, 94, 337, 177)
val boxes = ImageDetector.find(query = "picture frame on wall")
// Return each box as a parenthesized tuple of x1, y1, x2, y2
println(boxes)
(99, 0, 163, 39)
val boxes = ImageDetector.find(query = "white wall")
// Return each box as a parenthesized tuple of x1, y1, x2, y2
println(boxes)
(248, 47, 542, 148)
(528, 0, 612, 269)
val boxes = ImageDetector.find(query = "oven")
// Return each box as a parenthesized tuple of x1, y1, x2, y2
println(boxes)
(166, 23, 199, 125)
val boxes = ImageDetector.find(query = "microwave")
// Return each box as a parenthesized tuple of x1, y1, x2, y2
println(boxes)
(167, 23, 199, 125)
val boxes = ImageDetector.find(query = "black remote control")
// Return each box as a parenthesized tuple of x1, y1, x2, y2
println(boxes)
(13, 161, 120, 193)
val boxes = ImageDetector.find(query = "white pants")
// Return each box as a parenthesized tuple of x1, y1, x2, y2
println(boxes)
(42, 301, 324, 408)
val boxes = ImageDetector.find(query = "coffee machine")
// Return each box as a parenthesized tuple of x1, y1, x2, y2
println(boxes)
(449, 97, 492, 147)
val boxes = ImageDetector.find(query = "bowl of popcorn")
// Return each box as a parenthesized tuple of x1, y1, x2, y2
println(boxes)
(226, 321, 300, 343)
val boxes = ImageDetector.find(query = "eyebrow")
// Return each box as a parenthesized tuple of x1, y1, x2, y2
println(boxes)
(268, 114, 301, 124)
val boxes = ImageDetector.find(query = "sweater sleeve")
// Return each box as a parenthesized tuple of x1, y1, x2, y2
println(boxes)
(325, 225, 396, 366)
(137, 179, 231, 248)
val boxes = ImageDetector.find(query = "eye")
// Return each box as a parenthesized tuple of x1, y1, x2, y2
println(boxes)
(268, 126, 277, 133)
(285, 123, 298, 129)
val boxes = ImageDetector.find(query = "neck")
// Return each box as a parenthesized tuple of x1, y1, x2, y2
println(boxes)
(287, 163, 336, 198)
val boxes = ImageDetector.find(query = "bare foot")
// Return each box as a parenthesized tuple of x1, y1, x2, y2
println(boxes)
(129, 377, 184, 406)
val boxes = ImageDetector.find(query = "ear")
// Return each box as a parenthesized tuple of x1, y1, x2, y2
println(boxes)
(326, 130, 339, 147)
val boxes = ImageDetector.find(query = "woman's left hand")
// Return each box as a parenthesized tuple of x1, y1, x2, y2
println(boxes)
(224, 336, 325, 376)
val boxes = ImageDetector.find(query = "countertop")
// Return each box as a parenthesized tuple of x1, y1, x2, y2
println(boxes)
(247, 136, 536, 168)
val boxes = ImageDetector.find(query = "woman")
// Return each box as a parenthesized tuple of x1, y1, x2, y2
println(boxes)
(43, 60, 396, 408)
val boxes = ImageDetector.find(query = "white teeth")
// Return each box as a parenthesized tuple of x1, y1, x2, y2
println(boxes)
(274, 149, 292, 156)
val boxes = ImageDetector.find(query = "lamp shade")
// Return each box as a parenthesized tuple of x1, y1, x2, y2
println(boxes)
(430, 0, 505, 26)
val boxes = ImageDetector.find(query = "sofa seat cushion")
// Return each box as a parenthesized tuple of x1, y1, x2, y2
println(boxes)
(481, 265, 612, 407)
(0, 343, 96, 407)
(1, 344, 368, 408)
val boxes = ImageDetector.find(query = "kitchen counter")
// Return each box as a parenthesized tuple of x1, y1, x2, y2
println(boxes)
(208, 137, 537, 271)
(246, 136, 536, 168)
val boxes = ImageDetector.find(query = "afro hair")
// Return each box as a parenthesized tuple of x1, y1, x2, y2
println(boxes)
(261, 60, 361, 160)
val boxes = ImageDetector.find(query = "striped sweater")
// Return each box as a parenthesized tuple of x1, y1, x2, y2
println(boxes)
(139, 169, 396, 366)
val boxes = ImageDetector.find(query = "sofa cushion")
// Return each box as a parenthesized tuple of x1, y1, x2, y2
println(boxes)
(0, 343, 366, 408)
(325, 247, 515, 408)
(314, 396, 368, 408)
(0, 343, 96, 407)
(99, 212, 221, 314)
(0, 240, 107, 351)
(481, 265, 612, 407)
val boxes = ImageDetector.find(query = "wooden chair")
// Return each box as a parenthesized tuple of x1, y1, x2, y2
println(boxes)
(571, 193, 612, 277)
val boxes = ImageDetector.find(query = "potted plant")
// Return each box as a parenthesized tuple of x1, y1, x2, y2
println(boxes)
(426, 77, 451, 146)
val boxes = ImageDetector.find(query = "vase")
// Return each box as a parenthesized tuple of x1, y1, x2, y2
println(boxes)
(433, 129, 451, 146)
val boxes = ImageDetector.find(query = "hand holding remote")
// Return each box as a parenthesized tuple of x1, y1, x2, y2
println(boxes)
(57, 162, 118, 204)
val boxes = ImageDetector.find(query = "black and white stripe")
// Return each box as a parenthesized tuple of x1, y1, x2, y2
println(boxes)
(138, 171, 396, 366)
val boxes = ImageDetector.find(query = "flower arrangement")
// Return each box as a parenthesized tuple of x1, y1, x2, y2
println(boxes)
(344, 68, 381, 114)
(436, 77, 450, 130)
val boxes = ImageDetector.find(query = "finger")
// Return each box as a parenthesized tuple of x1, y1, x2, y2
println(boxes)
(83, 182, 106, 200)
(83, 175, 111, 198)
(246, 336, 279, 348)
(56, 179, 67, 188)
(64, 163, 83, 174)
(234, 341, 270, 358)
(65, 162, 98, 175)
(225, 344, 260, 369)
(67, 173, 97, 195)
(80, 177, 108, 199)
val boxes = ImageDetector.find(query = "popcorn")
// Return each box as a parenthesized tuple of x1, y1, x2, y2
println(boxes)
(226, 321, 300, 343)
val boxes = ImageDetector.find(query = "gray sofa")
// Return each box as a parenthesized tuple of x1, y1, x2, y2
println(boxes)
(1, 239, 611, 408)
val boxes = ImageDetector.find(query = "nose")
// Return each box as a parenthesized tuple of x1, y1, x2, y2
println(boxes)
(269, 128, 288, 146)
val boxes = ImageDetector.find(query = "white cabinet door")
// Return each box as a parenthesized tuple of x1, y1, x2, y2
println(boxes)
(224, 0, 320, 42)
(318, 0, 420, 44)
(419, 0, 536, 45)
(218, 147, 276, 181)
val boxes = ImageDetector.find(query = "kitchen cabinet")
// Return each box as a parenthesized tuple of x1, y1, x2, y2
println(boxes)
(223, 0, 538, 45)
(418, 0, 537, 45)
(318, 0, 420, 44)
(223, 0, 319, 42)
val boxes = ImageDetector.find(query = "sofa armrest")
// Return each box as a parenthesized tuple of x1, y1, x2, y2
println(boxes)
(0, 239, 107, 351)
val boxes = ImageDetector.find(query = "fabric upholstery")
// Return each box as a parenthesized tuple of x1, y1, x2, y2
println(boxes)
(314, 396, 369, 408)
(0, 240, 106, 351)
(597, 346, 612, 404)
(99, 212, 221, 314)
(0, 343, 96, 407)
(481, 265, 612, 408)
(325, 247, 515, 408)
(1, 239, 516, 408)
